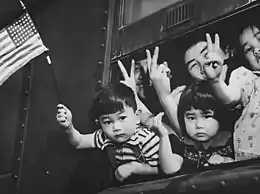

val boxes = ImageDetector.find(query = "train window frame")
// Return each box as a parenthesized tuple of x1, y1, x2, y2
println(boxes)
(99, 1, 260, 193)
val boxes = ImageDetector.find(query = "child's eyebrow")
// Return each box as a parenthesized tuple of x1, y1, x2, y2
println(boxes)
(185, 112, 195, 116)
(186, 59, 195, 67)
(200, 45, 207, 54)
(100, 116, 110, 120)
(203, 110, 214, 114)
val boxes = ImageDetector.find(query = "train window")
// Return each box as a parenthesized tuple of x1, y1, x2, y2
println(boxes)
(121, 0, 183, 26)
(101, 1, 260, 193)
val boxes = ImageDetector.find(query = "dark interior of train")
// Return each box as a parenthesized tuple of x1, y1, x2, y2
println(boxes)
(110, 2, 259, 118)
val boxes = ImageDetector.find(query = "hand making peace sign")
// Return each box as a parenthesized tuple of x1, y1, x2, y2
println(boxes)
(117, 59, 137, 95)
(203, 33, 227, 82)
(146, 46, 172, 96)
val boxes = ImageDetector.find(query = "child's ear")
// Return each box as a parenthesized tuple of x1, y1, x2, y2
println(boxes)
(135, 109, 142, 124)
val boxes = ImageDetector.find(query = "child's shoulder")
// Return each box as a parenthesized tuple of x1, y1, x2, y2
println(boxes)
(230, 66, 256, 82)
(131, 126, 159, 143)
(135, 125, 154, 136)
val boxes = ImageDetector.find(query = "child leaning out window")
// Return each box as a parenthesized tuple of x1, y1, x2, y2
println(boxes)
(56, 82, 183, 186)
(177, 80, 234, 171)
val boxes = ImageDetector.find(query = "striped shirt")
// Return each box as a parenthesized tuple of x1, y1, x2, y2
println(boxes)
(93, 126, 160, 167)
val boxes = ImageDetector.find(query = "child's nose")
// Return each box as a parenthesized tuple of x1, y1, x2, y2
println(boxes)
(113, 121, 122, 132)
(196, 119, 204, 129)
(253, 47, 260, 56)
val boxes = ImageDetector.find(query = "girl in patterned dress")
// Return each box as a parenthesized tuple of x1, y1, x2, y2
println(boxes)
(202, 28, 260, 161)
(177, 80, 234, 171)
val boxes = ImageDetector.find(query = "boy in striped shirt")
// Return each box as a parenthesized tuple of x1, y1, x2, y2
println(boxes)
(57, 83, 183, 184)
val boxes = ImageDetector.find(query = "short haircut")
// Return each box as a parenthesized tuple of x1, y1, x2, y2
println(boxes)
(177, 80, 223, 137)
(89, 82, 137, 122)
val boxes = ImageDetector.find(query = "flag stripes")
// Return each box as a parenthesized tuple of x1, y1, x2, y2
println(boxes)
(0, 11, 47, 86)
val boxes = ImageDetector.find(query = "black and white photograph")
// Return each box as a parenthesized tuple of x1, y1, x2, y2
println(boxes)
(0, 0, 260, 194)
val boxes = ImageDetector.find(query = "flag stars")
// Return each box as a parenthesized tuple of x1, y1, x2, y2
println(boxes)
(6, 13, 38, 47)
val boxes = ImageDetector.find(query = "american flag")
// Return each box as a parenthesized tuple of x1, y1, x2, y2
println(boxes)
(0, 11, 47, 86)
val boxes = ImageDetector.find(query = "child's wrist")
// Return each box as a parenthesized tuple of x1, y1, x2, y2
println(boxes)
(65, 122, 74, 132)
(130, 162, 142, 174)
(209, 77, 221, 84)
(159, 133, 169, 138)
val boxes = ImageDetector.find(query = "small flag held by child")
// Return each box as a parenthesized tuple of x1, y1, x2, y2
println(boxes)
(0, 9, 48, 86)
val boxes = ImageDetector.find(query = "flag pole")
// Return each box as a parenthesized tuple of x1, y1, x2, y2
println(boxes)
(18, 0, 62, 104)
(45, 51, 63, 104)
(19, 0, 26, 10)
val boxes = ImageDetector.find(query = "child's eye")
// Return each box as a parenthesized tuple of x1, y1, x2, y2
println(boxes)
(244, 47, 252, 54)
(189, 63, 198, 70)
(186, 116, 195, 120)
(203, 114, 213, 119)
(103, 120, 112, 125)
(119, 116, 127, 121)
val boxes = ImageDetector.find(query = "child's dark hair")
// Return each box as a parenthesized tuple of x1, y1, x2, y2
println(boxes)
(177, 80, 223, 137)
(89, 82, 137, 127)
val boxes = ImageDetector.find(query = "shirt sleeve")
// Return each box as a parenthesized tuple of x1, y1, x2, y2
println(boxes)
(169, 134, 184, 157)
(139, 128, 160, 167)
(229, 66, 256, 107)
(93, 129, 105, 149)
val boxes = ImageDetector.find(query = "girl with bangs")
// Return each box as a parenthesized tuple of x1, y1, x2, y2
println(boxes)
(177, 80, 234, 171)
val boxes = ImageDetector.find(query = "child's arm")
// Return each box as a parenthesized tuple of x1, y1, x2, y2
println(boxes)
(153, 113, 183, 175)
(56, 104, 95, 149)
(146, 47, 183, 134)
(203, 33, 241, 105)
(117, 60, 151, 114)
(114, 162, 158, 182)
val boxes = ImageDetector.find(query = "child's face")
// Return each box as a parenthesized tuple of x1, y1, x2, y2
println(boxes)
(134, 62, 146, 99)
(184, 107, 219, 142)
(184, 41, 208, 80)
(240, 25, 260, 71)
(99, 104, 140, 143)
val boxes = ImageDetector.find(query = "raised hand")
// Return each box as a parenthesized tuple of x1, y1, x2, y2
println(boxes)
(146, 46, 171, 96)
(56, 104, 73, 130)
(152, 112, 168, 137)
(117, 60, 137, 94)
(203, 33, 225, 81)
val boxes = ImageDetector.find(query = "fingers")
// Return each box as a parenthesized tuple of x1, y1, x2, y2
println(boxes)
(146, 49, 152, 74)
(214, 33, 220, 49)
(154, 112, 164, 127)
(157, 62, 171, 77)
(57, 104, 65, 109)
(152, 47, 159, 72)
(114, 168, 124, 182)
(130, 59, 135, 80)
(119, 80, 131, 88)
(206, 33, 213, 52)
(117, 60, 129, 79)
(220, 64, 228, 81)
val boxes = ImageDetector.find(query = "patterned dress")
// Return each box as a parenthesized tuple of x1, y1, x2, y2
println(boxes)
(181, 131, 234, 171)
(229, 67, 260, 161)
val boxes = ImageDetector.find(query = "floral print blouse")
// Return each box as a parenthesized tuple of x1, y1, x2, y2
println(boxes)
(230, 67, 260, 161)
